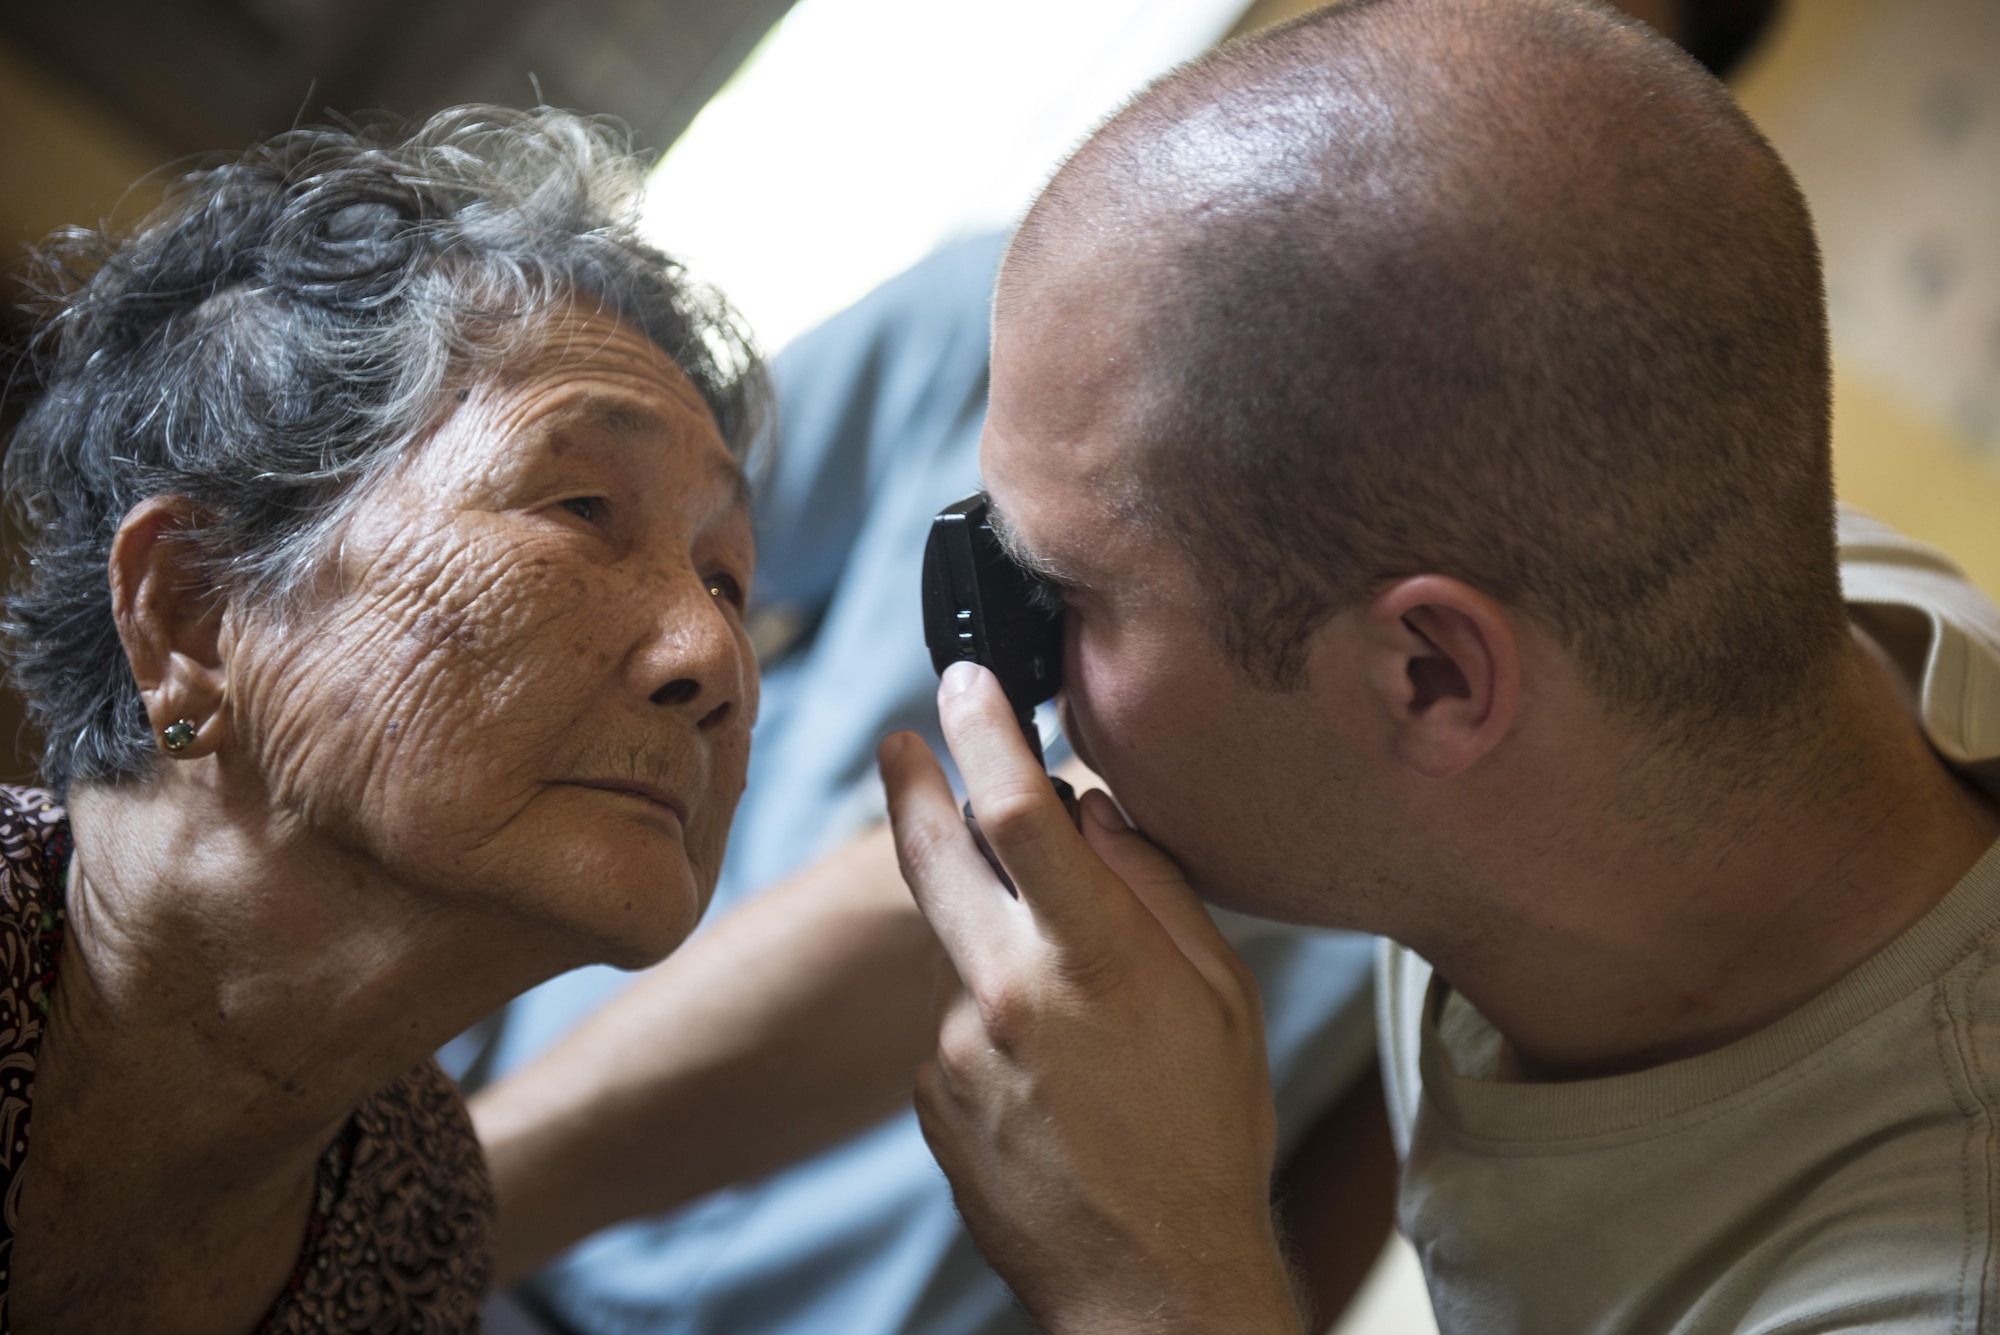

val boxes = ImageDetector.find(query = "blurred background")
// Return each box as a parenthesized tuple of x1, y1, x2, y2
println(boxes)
(1, 1, 1995, 1325)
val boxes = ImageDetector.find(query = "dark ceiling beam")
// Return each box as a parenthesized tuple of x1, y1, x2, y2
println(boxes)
(0, 0, 801, 161)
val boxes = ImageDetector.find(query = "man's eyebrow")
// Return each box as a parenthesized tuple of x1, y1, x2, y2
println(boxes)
(986, 499, 1085, 588)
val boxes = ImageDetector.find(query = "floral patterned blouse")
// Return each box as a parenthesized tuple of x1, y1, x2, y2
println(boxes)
(0, 786, 493, 1332)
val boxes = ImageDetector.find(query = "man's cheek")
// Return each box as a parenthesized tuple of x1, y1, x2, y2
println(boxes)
(1056, 645, 1154, 794)
(1056, 637, 1114, 772)
(1056, 693, 1095, 774)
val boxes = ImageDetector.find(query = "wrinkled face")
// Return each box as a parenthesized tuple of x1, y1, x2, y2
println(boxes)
(983, 271, 1373, 926)
(228, 311, 757, 968)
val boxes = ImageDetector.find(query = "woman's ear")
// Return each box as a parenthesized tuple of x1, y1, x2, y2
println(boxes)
(108, 497, 230, 760)
(1357, 575, 1522, 780)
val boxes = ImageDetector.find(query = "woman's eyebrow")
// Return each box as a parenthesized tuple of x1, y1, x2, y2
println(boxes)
(986, 500, 1087, 589)
(550, 395, 678, 440)
(551, 394, 736, 456)
(542, 396, 751, 509)
(711, 453, 753, 512)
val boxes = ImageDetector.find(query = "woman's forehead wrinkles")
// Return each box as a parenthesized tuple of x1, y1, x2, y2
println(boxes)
(510, 311, 713, 410)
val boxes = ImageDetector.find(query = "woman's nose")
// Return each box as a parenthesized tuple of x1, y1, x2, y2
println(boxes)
(641, 576, 749, 732)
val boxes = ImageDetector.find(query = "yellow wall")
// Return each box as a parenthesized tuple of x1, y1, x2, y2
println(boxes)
(0, 40, 168, 264)
(1734, 0, 2000, 596)
(1228, 0, 1323, 37)
(1828, 363, 2000, 581)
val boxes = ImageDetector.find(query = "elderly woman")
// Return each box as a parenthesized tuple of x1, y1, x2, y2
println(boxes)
(0, 107, 763, 1331)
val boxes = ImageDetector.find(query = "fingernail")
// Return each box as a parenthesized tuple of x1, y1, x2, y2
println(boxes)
(878, 732, 908, 766)
(941, 660, 982, 697)
(1087, 792, 1130, 830)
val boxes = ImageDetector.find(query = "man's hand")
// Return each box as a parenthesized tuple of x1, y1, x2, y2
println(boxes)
(879, 662, 1302, 1335)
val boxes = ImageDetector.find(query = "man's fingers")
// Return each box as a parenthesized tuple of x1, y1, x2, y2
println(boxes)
(1077, 790, 1255, 1002)
(935, 663, 1117, 948)
(930, 945, 964, 1025)
(879, 730, 1025, 989)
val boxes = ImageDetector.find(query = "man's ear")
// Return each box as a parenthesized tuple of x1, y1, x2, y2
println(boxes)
(1357, 575, 1521, 780)
(108, 497, 230, 760)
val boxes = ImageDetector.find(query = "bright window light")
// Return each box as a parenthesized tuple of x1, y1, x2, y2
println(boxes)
(641, 0, 1249, 354)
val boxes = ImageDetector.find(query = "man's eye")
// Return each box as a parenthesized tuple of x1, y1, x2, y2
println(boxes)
(705, 572, 745, 608)
(560, 497, 603, 524)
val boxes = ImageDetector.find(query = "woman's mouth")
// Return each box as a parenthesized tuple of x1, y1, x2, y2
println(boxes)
(569, 778, 690, 826)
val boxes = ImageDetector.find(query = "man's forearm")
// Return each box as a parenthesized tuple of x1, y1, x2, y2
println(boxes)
(470, 821, 942, 1284)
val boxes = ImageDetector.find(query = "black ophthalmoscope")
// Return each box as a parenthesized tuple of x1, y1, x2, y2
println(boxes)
(921, 493, 1079, 886)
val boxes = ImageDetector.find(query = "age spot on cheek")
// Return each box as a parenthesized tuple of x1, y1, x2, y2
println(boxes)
(398, 606, 478, 664)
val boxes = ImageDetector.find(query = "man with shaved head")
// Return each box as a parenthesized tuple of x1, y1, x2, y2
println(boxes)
(879, 0, 2000, 1330)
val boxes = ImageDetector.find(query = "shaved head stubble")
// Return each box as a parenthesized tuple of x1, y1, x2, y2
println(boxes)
(1000, 0, 1843, 772)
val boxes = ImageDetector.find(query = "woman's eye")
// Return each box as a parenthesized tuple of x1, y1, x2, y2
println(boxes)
(705, 572, 745, 608)
(560, 497, 603, 524)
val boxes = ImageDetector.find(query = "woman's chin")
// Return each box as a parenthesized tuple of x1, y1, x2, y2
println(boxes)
(594, 911, 700, 971)
(556, 873, 703, 971)
(584, 860, 712, 970)
(417, 802, 722, 972)
(469, 837, 706, 974)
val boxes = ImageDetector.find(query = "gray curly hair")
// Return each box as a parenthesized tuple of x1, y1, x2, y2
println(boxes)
(4, 105, 766, 793)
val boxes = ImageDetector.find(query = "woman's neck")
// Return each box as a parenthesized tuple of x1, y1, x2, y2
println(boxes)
(13, 772, 575, 1330)
(58, 777, 564, 1145)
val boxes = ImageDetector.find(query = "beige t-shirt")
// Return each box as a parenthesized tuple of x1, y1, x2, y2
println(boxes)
(1378, 510, 2000, 1334)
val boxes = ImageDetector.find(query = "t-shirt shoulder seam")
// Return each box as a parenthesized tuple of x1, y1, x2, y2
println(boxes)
(1933, 968, 1999, 1332)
